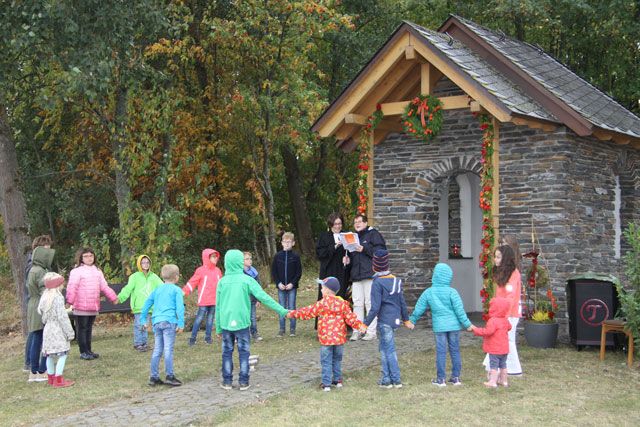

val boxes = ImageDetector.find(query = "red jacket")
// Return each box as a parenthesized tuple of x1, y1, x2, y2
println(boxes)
(183, 249, 222, 306)
(289, 295, 364, 346)
(66, 264, 117, 313)
(473, 297, 512, 355)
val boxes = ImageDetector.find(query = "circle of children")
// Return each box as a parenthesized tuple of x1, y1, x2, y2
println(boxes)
(24, 215, 523, 392)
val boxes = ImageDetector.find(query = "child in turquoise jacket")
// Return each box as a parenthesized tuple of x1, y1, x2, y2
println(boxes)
(407, 263, 473, 386)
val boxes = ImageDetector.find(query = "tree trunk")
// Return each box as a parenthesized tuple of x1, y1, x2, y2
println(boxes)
(0, 107, 32, 336)
(280, 143, 315, 256)
(111, 85, 132, 274)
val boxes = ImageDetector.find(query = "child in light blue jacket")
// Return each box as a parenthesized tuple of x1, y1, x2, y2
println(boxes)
(407, 263, 473, 387)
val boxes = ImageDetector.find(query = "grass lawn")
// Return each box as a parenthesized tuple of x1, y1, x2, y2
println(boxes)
(1, 272, 639, 426)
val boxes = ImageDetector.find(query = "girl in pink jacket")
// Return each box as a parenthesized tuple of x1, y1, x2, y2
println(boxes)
(66, 247, 117, 360)
(183, 248, 222, 346)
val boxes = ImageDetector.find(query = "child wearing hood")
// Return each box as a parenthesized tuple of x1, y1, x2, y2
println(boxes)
(407, 263, 473, 387)
(216, 249, 288, 391)
(288, 277, 367, 391)
(118, 255, 163, 351)
(183, 249, 222, 346)
(471, 297, 512, 388)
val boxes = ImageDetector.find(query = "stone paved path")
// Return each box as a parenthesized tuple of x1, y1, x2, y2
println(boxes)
(43, 329, 482, 426)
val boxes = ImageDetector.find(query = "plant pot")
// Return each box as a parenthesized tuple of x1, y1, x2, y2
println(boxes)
(524, 321, 559, 348)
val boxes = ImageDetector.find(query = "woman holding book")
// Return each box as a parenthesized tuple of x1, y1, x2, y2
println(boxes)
(316, 212, 350, 300)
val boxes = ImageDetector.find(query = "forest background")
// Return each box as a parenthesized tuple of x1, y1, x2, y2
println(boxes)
(1, 0, 639, 333)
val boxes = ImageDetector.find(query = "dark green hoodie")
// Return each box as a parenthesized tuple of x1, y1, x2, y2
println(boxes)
(215, 249, 287, 334)
(27, 247, 55, 332)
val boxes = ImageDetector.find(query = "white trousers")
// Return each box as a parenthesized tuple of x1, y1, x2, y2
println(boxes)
(483, 317, 522, 374)
(352, 279, 376, 335)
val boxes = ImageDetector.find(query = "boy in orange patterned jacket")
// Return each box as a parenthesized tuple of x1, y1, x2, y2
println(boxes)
(287, 277, 367, 391)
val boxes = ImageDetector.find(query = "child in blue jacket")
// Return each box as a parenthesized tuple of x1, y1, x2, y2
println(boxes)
(407, 263, 473, 386)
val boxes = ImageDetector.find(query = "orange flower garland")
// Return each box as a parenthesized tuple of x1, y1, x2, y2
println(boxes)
(402, 94, 443, 143)
(356, 105, 384, 215)
(476, 113, 495, 319)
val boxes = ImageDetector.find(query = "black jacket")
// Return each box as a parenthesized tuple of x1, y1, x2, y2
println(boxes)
(348, 227, 387, 281)
(271, 250, 302, 288)
(316, 231, 349, 296)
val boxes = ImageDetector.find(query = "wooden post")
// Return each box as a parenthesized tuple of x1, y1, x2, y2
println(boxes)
(367, 131, 375, 223)
(421, 63, 431, 95)
(491, 117, 500, 241)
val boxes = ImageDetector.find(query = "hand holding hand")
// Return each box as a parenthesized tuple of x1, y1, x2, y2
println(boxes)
(404, 321, 415, 330)
(176, 328, 183, 334)
(467, 325, 476, 332)
(358, 325, 368, 333)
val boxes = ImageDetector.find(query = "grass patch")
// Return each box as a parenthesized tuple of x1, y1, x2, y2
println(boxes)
(207, 344, 640, 426)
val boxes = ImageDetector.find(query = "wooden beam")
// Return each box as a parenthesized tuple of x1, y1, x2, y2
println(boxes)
(315, 32, 410, 137)
(335, 124, 359, 141)
(411, 41, 512, 122)
(632, 140, 640, 149)
(470, 101, 482, 112)
(592, 129, 614, 141)
(344, 113, 367, 126)
(405, 45, 416, 60)
(373, 130, 390, 145)
(377, 119, 404, 133)
(380, 95, 471, 115)
(611, 134, 631, 145)
(512, 116, 558, 132)
(421, 63, 431, 95)
(491, 117, 500, 240)
(354, 60, 417, 116)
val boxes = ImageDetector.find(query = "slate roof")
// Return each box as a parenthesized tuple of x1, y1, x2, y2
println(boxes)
(451, 15, 640, 138)
(405, 21, 557, 122)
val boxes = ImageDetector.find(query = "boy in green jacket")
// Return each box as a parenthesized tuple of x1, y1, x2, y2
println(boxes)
(118, 255, 163, 351)
(216, 249, 288, 391)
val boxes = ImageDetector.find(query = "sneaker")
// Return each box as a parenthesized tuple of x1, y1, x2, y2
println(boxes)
(239, 383, 251, 391)
(23, 365, 30, 373)
(220, 382, 232, 390)
(277, 331, 285, 337)
(350, 331, 361, 341)
(28, 372, 47, 382)
(80, 352, 95, 360)
(320, 384, 331, 392)
(253, 334, 263, 342)
(361, 333, 376, 341)
(165, 375, 182, 386)
(332, 380, 343, 388)
(449, 377, 462, 386)
(188, 338, 196, 346)
(392, 383, 403, 389)
(88, 351, 99, 359)
(431, 378, 447, 387)
(205, 338, 213, 345)
(289, 332, 296, 337)
(378, 382, 393, 389)
(148, 377, 164, 386)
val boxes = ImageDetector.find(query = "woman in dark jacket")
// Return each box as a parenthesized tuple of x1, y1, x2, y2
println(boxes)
(316, 212, 349, 301)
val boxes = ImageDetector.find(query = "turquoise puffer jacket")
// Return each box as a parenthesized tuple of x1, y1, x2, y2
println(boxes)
(409, 263, 471, 332)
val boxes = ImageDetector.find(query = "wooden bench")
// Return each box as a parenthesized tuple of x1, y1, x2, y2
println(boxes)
(599, 319, 634, 368)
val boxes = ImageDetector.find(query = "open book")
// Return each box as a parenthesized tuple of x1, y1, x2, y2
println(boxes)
(339, 232, 360, 252)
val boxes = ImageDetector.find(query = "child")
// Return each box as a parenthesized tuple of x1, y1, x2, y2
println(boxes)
(271, 232, 302, 337)
(38, 272, 75, 387)
(471, 297, 512, 388)
(117, 255, 163, 351)
(66, 247, 118, 360)
(140, 264, 185, 387)
(26, 245, 55, 382)
(288, 277, 366, 391)
(216, 249, 288, 391)
(363, 249, 410, 388)
(182, 249, 222, 346)
(407, 263, 473, 387)
(243, 251, 262, 341)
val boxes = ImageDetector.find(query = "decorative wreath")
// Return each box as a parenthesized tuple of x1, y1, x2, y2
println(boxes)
(401, 94, 443, 143)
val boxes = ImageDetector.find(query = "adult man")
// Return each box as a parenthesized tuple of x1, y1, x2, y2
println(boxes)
(343, 214, 386, 341)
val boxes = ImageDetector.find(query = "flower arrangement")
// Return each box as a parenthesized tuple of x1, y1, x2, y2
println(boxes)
(401, 94, 443, 143)
(356, 104, 384, 215)
(523, 250, 558, 323)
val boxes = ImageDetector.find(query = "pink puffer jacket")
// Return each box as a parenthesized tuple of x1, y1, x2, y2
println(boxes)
(66, 265, 117, 313)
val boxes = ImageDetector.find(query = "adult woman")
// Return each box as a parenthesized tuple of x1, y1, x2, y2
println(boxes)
(483, 245, 523, 377)
(316, 212, 349, 300)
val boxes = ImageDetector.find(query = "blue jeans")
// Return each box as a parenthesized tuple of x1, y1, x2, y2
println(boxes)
(320, 345, 344, 386)
(378, 324, 401, 384)
(435, 331, 461, 381)
(24, 331, 35, 368)
(489, 354, 508, 370)
(29, 329, 47, 374)
(191, 305, 215, 342)
(150, 321, 177, 379)
(221, 328, 251, 385)
(133, 313, 148, 346)
(250, 298, 258, 336)
(277, 289, 297, 332)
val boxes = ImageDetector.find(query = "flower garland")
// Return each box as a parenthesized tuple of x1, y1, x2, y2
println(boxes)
(402, 94, 443, 143)
(476, 113, 495, 319)
(356, 104, 384, 215)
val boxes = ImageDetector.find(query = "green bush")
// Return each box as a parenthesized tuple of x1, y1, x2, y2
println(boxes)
(616, 222, 640, 352)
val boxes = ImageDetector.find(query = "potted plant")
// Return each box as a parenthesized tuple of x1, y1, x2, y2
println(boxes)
(615, 223, 640, 354)
(522, 250, 559, 348)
